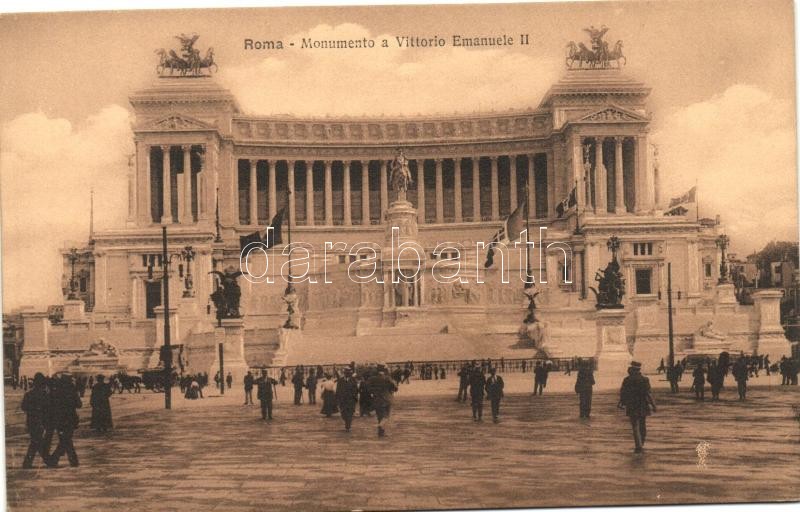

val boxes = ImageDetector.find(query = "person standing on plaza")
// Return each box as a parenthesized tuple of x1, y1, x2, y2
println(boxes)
(89, 375, 113, 433)
(732, 357, 749, 400)
(319, 373, 338, 417)
(708, 360, 724, 401)
(306, 368, 318, 405)
(292, 366, 305, 405)
(336, 367, 359, 432)
(21, 373, 50, 469)
(256, 370, 278, 420)
(358, 374, 372, 417)
(226, 371, 233, 390)
(469, 365, 487, 422)
(574, 360, 595, 418)
(485, 367, 504, 423)
(279, 367, 287, 387)
(666, 364, 679, 393)
(457, 363, 470, 402)
(657, 358, 666, 374)
(243, 371, 255, 405)
(366, 364, 398, 437)
(618, 361, 656, 454)
(47, 374, 82, 467)
(533, 361, 548, 396)
(692, 363, 706, 401)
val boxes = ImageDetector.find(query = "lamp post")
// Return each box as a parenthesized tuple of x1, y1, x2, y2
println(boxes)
(716, 234, 730, 284)
(66, 248, 80, 300)
(607, 235, 621, 263)
(179, 246, 196, 297)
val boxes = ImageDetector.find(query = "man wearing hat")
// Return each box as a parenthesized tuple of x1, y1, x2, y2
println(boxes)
(366, 364, 397, 437)
(336, 367, 359, 432)
(47, 374, 83, 467)
(574, 359, 595, 419)
(618, 361, 656, 453)
(20, 373, 50, 469)
(256, 370, 278, 420)
(485, 367, 504, 423)
(468, 364, 487, 422)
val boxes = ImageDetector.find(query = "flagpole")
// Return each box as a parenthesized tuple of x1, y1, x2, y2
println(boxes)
(574, 179, 581, 234)
(695, 179, 700, 223)
(525, 183, 532, 287)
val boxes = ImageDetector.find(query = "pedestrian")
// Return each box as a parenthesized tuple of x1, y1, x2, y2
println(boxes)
(306, 368, 318, 405)
(89, 375, 113, 433)
(457, 364, 469, 402)
(692, 363, 706, 401)
(358, 375, 372, 417)
(226, 371, 233, 390)
(279, 367, 287, 386)
(732, 357, 749, 400)
(47, 374, 82, 467)
(243, 371, 255, 405)
(292, 366, 304, 405)
(336, 367, 359, 432)
(366, 364, 397, 437)
(574, 360, 595, 418)
(485, 367, 504, 423)
(319, 373, 338, 417)
(533, 361, 548, 395)
(21, 373, 50, 469)
(469, 365, 486, 422)
(256, 370, 278, 420)
(764, 355, 771, 376)
(666, 364, 679, 393)
(657, 358, 666, 374)
(618, 361, 656, 454)
(708, 360, 724, 401)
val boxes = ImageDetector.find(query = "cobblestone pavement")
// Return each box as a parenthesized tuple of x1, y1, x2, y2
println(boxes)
(4, 380, 800, 511)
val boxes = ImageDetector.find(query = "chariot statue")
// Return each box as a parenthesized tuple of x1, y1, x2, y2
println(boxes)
(566, 25, 626, 69)
(155, 33, 218, 76)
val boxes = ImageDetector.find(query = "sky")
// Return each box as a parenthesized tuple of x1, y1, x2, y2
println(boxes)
(0, 0, 797, 310)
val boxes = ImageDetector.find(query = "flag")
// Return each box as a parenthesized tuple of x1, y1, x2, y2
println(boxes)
(484, 202, 525, 268)
(556, 186, 577, 218)
(664, 186, 696, 216)
(238, 207, 286, 250)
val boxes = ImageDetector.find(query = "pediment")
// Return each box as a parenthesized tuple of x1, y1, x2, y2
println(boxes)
(145, 114, 213, 131)
(576, 105, 648, 124)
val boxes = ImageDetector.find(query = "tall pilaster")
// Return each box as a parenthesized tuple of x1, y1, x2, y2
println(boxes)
(594, 138, 607, 214)
(268, 160, 277, 219)
(305, 160, 314, 226)
(249, 159, 258, 225)
(161, 145, 172, 224)
(528, 154, 536, 217)
(361, 160, 370, 224)
(343, 160, 352, 226)
(287, 160, 296, 227)
(453, 159, 462, 222)
(471, 158, 480, 221)
(181, 145, 193, 223)
(435, 158, 444, 223)
(380, 159, 389, 213)
(490, 156, 500, 220)
(614, 137, 625, 214)
(634, 135, 649, 213)
(324, 160, 333, 225)
(571, 136, 586, 212)
(509, 156, 518, 210)
(416, 159, 426, 224)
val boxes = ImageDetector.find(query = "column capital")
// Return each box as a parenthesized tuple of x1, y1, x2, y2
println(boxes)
(433, 157, 443, 164)
(160, 144, 171, 152)
(181, 144, 192, 152)
(249, 158, 258, 167)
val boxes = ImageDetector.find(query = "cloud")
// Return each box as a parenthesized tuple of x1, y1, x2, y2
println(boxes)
(220, 23, 559, 116)
(1, 105, 132, 310)
(652, 84, 797, 255)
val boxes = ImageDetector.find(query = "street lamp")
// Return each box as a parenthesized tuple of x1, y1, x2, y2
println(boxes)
(716, 234, 730, 284)
(66, 248, 80, 300)
(178, 246, 196, 298)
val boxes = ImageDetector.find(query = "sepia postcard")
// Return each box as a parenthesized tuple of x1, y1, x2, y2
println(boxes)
(1, 1, 799, 511)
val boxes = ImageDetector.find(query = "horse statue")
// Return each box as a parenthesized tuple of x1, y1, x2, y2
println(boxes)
(607, 40, 626, 68)
(566, 37, 625, 69)
(198, 47, 218, 74)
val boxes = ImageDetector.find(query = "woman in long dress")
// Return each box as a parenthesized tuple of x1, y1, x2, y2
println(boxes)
(90, 375, 113, 433)
(319, 374, 338, 417)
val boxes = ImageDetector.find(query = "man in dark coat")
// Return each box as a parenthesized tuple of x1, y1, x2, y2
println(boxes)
(457, 364, 470, 402)
(336, 367, 359, 432)
(692, 363, 706, 400)
(358, 377, 372, 417)
(21, 373, 50, 469)
(708, 360, 724, 401)
(732, 357, 749, 400)
(533, 361, 549, 395)
(485, 367, 504, 423)
(666, 364, 679, 393)
(256, 370, 278, 420)
(469, 365, 487, 422)
(306, 368, 318, 405)
(291, 366, 305, 405)
(618, 361, 656, 453)
(243, 371, 255, 405)
(574, 360, 595, 418)
(89, 375, 113, 433)
(47, 374, 82, 467)
(366, 364, 397, 437)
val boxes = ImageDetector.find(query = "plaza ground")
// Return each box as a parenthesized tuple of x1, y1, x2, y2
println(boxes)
(4, 371, 800, 511)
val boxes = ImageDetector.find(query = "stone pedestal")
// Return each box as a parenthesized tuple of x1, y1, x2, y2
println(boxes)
(62, 299, 86, 321)
(752, 289, 792, 360)
(384, 200, 418, 246)
(149, 305, 179, 367)
(714, 283, 738, 305)
(18, 312, 53, 377)
(209, 318, 249, 388)
(272, 327, 297, 367)
(594, 309, 631, 390)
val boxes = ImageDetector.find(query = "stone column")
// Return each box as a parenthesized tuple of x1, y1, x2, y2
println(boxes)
(509, 156, 518, 210)
(453, 158, 462, 222)
(135, 141, 150, 225)
(490, 156, 500, 220)
(268, 160, 277, 219)
(634, 135, 649, 213)
(343, 160, 352, 226)
(305, 160, 314, 226)
(594, 309, 632, 389)
(324, 160, 333, 225)
(594, 138, 607, 214)
(752, 289, 792, 360)
(380, 160, 389, 212)
(528, 154, 536, 218)
(182, 145, 193, 223)
(161, 145, 172, 224)
(361, 160, 370, 224)
(435, 158, 444, 223)
(471, 158, 480, 221)
(287, 160, 296, 227)
(248, 159, 258, 225)
(614, 137, 625, 214)
(416, 159, 426, 224)
(572, 136, 586, 212)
